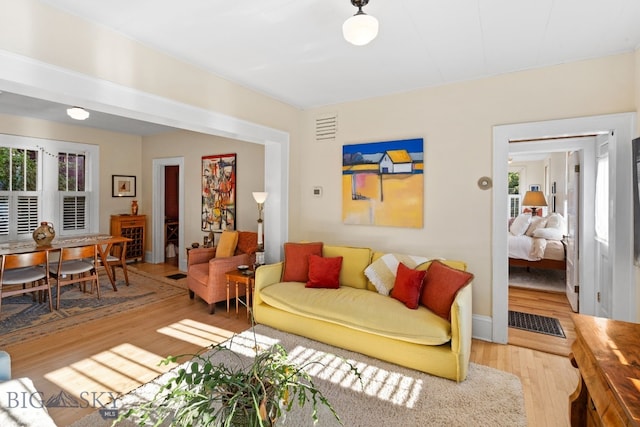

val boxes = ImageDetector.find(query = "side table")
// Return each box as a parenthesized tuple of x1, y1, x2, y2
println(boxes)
(224, 269, 255, 320)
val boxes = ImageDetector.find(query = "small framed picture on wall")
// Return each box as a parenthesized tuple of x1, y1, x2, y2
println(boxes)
(112, 175, 136, 197)
(529, 184, 540, 192)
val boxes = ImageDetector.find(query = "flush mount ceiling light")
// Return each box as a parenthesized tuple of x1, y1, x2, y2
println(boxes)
(66, 106, 90, 120)
(343, 0, 379, 46)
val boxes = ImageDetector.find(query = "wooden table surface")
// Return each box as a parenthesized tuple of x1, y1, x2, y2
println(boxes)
(570, 313, 640, 425)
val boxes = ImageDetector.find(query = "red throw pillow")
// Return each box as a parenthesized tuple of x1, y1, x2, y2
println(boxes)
(420, 260, 474, 320)
(390, 263, 427, 309)
(306, 255, 342, 289)
(282, 242, 323, 282)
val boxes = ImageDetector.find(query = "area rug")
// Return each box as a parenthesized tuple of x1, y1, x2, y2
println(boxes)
(509, 266, 565, 292)
(71, 325, 527, 427)
(509, 310, 566, 338)
(0, 269, 186, 346)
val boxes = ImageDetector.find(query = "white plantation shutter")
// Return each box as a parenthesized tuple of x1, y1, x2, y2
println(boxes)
(62, 195, 87, 231)
(0, 195, 9, 236)
(0, 193, 39, 239)
(16, 195, 39, 235)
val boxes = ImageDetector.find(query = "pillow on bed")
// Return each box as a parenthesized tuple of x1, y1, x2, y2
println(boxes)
(509, 213, 531, 236)
(546, 213, 566, 231)
(533, 227, 564, 241)
(525, 216, 547, 237)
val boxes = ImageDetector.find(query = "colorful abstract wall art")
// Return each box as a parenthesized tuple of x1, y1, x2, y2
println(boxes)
(342, 138, 424, 228)
(202, 153, 236, 231)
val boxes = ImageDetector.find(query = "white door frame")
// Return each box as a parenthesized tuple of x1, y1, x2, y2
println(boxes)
(492, 113, 636, 343)
(0, 51, 290, 267)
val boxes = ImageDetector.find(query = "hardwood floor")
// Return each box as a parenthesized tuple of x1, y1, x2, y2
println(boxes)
(508, 286, 576, 356)
(3, 262, 579, 427)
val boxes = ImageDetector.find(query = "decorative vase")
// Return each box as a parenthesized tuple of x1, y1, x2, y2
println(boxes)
(131, 200, 139, 215)
(32, 222, 55, 247)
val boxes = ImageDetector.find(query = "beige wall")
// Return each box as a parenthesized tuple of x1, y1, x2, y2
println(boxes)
(140, 131, 265, 250)
(0, 114, 142, 233)
(298, 54, 636, 317)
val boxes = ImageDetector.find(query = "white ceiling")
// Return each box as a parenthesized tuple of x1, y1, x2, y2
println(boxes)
(4, 0, 640, 133)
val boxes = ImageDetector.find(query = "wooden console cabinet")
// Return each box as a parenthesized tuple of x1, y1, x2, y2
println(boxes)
(569, 313, 640, 426)
(110, 215, 146, 262)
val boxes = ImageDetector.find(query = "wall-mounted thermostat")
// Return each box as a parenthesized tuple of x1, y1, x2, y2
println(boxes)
(312, 186, 323, 197)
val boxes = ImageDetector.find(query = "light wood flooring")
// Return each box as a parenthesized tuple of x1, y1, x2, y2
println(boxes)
(3, 261, 579, 427)
(509, 286, 575, 356)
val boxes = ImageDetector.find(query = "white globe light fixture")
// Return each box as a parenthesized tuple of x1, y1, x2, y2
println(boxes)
(343, 0, 379, 46)
(66, 106, 90, 120)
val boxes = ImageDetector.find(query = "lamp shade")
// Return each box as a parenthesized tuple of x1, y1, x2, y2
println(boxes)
(66, 107, 90, 120)
(343, 12, 379, 46)
(522, 191, 548, 207)
(252, 192, 268, 204)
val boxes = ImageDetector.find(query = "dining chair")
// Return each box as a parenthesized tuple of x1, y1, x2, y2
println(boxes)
(0, 251, 53, 313)
(50, 244, 100, 310)
(95, 240, 129, 288)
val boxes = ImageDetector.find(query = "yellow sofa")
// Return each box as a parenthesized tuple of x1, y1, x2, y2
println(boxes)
(253, 244, 473, 382)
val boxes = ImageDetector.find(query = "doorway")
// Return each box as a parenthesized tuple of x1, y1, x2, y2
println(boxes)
(152, 157, 186, 270)
(492, 113, 635, 344)
(164, 165, 180, 266)
(507, 149, 574, 354)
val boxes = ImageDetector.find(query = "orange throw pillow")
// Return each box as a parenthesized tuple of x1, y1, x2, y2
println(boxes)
(420, 260, 473, 320)
(306, 255, 342, 289)
(390, 263, 427, 309)
(282, 242, 323, 282)
(215, 231, 239, 258)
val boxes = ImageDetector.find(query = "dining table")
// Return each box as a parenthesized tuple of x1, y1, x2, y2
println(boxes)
(0, 234, 131, 291)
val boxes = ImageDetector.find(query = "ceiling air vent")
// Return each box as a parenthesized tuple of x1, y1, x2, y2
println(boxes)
(315, 114, 337, 142)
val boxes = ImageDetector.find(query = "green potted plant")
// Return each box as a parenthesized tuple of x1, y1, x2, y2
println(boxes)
(116, 328, 360, 426)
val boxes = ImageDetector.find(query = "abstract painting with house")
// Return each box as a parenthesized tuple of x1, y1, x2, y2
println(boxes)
(342, 138, 423, 228)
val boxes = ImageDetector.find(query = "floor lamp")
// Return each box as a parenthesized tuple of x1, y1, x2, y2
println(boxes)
(252, 192, 268, 266)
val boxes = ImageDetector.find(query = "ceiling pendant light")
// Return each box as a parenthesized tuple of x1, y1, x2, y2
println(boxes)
(66, 106, 90, 120)
(343, 0, 379, 46)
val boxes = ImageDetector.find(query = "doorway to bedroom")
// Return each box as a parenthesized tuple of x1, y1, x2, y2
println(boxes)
(507, 147, 576, 355)
(507, 150, 569, 295)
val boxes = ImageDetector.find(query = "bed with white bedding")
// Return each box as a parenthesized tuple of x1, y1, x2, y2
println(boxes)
(508, 212, 567, 271)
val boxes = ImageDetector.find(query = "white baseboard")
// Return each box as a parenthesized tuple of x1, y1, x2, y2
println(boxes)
(472, 314, 493, 342)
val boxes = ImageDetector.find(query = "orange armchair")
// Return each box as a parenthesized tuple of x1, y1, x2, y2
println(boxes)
(187, 231, 257, 314)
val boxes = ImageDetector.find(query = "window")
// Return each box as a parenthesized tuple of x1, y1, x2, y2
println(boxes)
(0, 146, 40, 239)
(507, 171, 520, 218)
(58, 152, 88, 232)
(0, 134, 98, 242)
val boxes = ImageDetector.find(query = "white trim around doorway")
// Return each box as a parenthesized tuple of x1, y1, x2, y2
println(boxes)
(491, 113, 636, 344)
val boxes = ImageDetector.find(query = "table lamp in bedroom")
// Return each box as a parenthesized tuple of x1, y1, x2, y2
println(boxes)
(522, 191, 548, 217)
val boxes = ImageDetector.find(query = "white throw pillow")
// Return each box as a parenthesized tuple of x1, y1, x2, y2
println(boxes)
(509, 213, 531, 236)
(545, 213, 564, 229)
(364, 253, 430, 295)
(525, 216, 547, 237)
(533, 227, 564, 241)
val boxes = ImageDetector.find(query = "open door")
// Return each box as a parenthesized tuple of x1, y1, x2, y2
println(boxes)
(566, 151, 580, 312)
